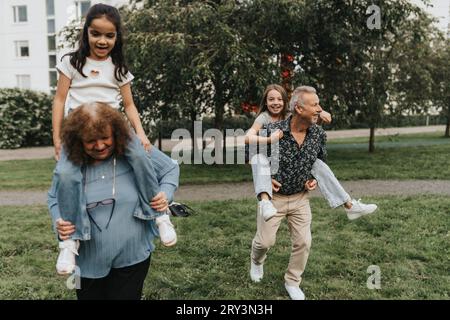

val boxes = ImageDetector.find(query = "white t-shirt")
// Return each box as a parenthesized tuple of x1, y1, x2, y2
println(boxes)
(254, 111, 291, 127)
(56, 55, 134, 117)
(254, 111, 272, 126)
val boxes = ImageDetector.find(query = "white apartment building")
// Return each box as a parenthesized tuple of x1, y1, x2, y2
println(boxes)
(0, 0, 129, 94)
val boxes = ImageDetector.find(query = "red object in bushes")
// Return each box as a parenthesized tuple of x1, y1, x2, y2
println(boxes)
(241, 102, 259, 113)
(241, 102, 250, 113)
(281, 70, 290, 78)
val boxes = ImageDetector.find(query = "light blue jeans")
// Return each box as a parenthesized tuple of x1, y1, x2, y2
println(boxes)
(55, 133, 162, 240)
(251, 154, 351, 208)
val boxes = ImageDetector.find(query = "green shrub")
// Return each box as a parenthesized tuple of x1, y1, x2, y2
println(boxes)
(0, 88, 53, 149)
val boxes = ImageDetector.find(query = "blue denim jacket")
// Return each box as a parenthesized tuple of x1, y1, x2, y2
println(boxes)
(48, 147, 179, 240)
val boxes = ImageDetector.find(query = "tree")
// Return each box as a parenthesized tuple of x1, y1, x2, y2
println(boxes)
(123, 0, 275, 131)
(234, 0, 307, 98)
(291, 0, 438, 152)
(60, 0, 441, 153)
(429, 37, 450, 137)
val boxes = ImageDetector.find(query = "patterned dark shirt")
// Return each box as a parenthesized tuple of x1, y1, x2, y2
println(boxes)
(261, 115, 327, 195)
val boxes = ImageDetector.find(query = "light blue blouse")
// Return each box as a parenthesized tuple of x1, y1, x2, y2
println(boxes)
(48, 148, 179, 278)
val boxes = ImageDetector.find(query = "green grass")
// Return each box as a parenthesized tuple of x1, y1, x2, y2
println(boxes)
(1, 132, 450, 190)
(0, 159, 56, 190)
(326, 143, 450, 180)
(1, 196, 449, 299)
(328, 131, 446, 144)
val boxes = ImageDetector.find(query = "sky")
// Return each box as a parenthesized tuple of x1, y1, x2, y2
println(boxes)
(410, 0, 449, 32)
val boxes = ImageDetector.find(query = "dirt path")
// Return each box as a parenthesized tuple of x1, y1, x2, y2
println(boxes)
(1, 180, 449, 207)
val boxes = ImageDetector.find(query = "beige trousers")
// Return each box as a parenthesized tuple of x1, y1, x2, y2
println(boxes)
(251, 191, 312, 286)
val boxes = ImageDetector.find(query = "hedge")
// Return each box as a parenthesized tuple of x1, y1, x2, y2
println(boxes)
(0, 88, 53, 149)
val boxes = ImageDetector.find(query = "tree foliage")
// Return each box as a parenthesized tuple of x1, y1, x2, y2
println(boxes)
(122, 0, 278, 130)
(58, 0, 443, 151)
(290, 0, 441, 151)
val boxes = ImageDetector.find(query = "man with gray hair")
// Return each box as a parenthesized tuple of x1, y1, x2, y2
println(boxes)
(250, 85, 378, 300)
(250, 85, 325, 300)
(289, 85, 318, 113)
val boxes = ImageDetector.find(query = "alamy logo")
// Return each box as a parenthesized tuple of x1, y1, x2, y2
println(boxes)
(170, 121, 280, 173)
(366, 4, 381, 30)
(366, 265, 381, 289)
(66, 266, 81, 290)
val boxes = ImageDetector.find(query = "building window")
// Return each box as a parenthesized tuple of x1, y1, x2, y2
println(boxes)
(15, 41, 29, 57)
(75, 1, 91, 20)
(47, 19, 55, 34)
(49, 55, 57, 68)
(48, 35, 56, 51)
(46, 0, 55, 16)
(13, 5, 27, 23)
(16, 75, 31, 89)
(49, 71, 58, 88)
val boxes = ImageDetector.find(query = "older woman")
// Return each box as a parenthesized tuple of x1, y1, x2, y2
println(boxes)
(48, 102, 179, 300)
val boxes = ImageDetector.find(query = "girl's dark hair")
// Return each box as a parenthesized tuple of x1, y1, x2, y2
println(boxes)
(62, 3, 128, 81)
(257, 84, 289, 120)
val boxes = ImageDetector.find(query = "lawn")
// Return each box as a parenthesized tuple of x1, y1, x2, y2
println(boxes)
(1, 195, 448, 300)
(1, 132, 450, 190)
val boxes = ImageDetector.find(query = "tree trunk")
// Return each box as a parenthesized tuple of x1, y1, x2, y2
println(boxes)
(190, 110, 197, 164)
(214, 103, 224, 130)
(369, 126, 375, 153)
(223, 128, 226, 164)
(213, 79, 225, 130)
(445, 113, 450, 138)
(158, 120, 162, 151)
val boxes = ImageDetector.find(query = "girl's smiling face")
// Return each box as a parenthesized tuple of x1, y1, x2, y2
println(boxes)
(266, 89, 285, 117)
(88, 16, 117, 60)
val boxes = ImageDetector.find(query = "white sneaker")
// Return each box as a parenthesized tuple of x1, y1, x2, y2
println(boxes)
(250, 260, 264, 282)
(156, 214, 177, 247)
(345, 199, 378, 220)
(284, 283, 305, 300)
(56, 239, 79, 275)
(259, 199, 277, 221)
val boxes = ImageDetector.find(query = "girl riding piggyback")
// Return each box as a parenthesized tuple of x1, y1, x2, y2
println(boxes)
(52, 4, 177, 275)
(245, 84, 377, 222)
